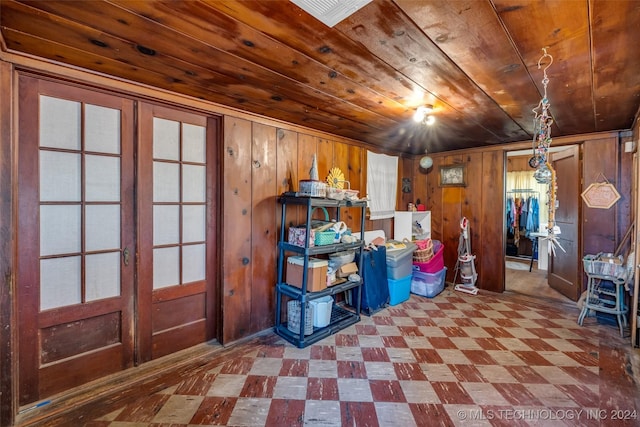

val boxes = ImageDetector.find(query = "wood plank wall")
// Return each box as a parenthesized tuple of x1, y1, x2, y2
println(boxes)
(220, 117, 398, 344)
(418, 134, 633, 297)
(221, 117, 632, 344)
(415, 151, 505, 293)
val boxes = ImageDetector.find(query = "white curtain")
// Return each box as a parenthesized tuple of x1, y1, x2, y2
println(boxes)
(506, 170, 548, 226)
(367, 151, 398, 220)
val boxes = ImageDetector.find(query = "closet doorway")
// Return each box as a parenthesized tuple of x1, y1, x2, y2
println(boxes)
(504, 148, 573, 303)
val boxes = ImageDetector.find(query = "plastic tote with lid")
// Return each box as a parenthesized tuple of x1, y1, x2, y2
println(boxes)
(385, 240, 417, 280)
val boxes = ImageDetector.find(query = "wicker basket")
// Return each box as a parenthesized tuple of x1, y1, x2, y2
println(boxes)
(311, 207, 336, 245)
(298, 179, 326, 197)
(287, 300, 314, 335)
(326, 180, 359, 201)
(413, 239, 434, 263)
(315, 231, 336, 246)
(326, 186, 346, 200)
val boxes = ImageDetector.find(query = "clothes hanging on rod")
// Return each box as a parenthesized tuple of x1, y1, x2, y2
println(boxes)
(506, 189, 540, 246)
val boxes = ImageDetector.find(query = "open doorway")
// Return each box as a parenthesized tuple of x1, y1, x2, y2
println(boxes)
(504, 148, 573, 303)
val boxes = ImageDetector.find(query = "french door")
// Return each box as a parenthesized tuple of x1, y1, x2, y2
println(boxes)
(17, 76, 218, 405)
(136, 102, 218, 362)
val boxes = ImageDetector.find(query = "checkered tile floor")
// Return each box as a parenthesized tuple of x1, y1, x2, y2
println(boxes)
(87, 288, 640, 426)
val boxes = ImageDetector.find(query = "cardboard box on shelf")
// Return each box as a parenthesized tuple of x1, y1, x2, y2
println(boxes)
(337, 262, 358, 278)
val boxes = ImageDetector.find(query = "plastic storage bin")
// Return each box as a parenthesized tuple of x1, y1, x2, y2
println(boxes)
(388, 274, 412, 305)
(386, 241, 417, 279)
(412, 240, 444, 274)
(411, 267, 447, 298)
(310, 296, 333, 327)
(286, 257, 328, 292)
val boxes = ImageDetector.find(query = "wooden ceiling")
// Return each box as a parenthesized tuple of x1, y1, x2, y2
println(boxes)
(1, 0, 639, 155)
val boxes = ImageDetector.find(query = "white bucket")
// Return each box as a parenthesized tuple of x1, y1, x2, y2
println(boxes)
(310, 296, 333, 328)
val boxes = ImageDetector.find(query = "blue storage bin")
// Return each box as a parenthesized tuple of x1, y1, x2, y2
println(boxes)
(388, 274, 412, 306)
(411, 267, 447, 298)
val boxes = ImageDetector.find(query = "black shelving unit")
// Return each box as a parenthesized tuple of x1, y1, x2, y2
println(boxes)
(275, 194, 366, 348)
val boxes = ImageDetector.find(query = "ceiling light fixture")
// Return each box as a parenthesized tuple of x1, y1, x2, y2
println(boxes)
(413, 104, 435, 126)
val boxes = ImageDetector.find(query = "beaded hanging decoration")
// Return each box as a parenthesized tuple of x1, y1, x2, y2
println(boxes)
(529, 47, 554, 178)
(529, 48, 565, 256)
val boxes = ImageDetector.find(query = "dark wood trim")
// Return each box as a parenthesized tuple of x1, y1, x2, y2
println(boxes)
(119, 95, 137, 369)
(207, 115, 223, 342)
(0, 59, 16, 427)
(136, 102, 155, 364)
(16, 74, 40, 405)
(151, 281, 206, 303)
(421, 131, 623, 157)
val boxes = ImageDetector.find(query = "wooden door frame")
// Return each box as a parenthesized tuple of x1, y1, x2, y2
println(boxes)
(0, 59, 17, 427)
(502, 144, 583, 297)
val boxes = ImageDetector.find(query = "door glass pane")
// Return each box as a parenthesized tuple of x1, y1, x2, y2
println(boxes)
(153, 247, 180, 289)
(182, 244, 205, 284)
(182, 123, 206, 163)
(182, 164, 205, 203)
(85, 205, 120, 251)
(153, 118, 179, 161)
(152, 114, 208, 290)
(39, 96, 81, 150)
(86, 155, 120, 202)
(153, 162, 180, 202)
(182, 205, 205, 243)
(85, 252, 121, 301)
(153, 205, 179, 245)
(40, 205, 81, 256)
(85, 104, 121, 154)
(40, 151, 81, 202)
(40, 256, 81, 310)
(38, 94, 124, 311)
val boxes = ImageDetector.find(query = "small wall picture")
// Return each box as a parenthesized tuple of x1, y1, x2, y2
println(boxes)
(439, 164, 466, 187)
(401, 177, 411, 193)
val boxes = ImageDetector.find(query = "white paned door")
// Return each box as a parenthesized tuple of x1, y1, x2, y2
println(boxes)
(17, 77, 218, 406)
(17, 77, 136, 405)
